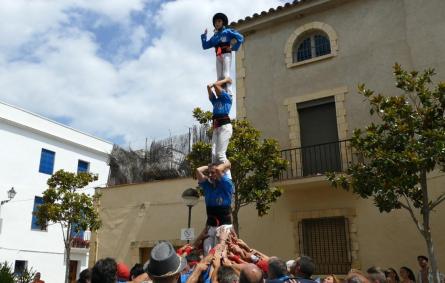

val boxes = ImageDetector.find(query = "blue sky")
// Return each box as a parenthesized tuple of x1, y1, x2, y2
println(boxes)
(0, 0, 289, 147)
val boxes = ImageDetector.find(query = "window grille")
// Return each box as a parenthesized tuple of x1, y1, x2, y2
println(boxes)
(293, 33, 331, 63)
(31, 196, 46, 230)
(298, 216, 352, 275)
(39, 148, 55, 174)
(314, 35, 331, 56)
(77, 160, 90, 173)
(296, 37, 312, 62)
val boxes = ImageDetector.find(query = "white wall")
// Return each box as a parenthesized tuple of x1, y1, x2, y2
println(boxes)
(0, 102, 113, 283)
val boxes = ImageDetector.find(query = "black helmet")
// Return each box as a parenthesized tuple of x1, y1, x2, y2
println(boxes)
(213, 12, 228, 27)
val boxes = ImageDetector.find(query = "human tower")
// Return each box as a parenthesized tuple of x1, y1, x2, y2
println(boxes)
(195, 12, 244, 254)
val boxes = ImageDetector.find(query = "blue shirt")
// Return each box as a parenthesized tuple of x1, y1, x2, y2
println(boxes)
(201, 27, 244, 51)
(181, 266, 211, 283)
(199, 174, 234, 207)
(210, 89, 232, 117)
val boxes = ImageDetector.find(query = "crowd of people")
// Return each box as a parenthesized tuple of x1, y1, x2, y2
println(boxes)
(65, 227, 444, 283)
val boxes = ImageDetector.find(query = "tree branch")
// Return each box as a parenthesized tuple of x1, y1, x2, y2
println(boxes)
(399, 195, 424, 235)
(430, 192, 445, 210)
(61, 222, 67, 244)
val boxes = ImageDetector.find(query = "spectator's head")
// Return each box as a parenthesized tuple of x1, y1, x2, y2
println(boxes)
(295, 256, 315, 278)
(91, 258, 117, 283)
(323, 275, 340, 283)
(268, 257, 288, 280)
(34, 272, 41, 281)
(146, 241, 186, 283)
(417, 256, 429, 269)
(77, 269, 91, 283)
(286, 260, 296, 275)
(346, 269, 371, 283)
(385, 268, 400, 283)
(240, 264, 264, 283)
(367, 266, 386, 283)
(399, 267, 416, 282)
(218, 266, 239, 283)
(186, 252, 201, 269)
(130, 264, 145, 280)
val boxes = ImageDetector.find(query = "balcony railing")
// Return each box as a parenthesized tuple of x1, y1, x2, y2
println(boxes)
(71, 230, 91, 249)
(279, 140, 359, 181)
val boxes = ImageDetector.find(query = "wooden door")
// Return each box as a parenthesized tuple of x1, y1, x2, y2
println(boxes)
(69, 260, 78, 283)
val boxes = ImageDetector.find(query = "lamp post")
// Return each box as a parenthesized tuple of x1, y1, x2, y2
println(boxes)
(181, 188, 200, 243)
(1, 187, 16, 205)
(0, 187, 17, 233)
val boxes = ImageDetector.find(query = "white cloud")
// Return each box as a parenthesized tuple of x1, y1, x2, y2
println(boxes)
(0, 0, 286, 147)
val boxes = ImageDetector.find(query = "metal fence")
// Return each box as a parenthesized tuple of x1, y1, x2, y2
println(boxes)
(107, 124, 210, 186)
(279, 140, 359, 180)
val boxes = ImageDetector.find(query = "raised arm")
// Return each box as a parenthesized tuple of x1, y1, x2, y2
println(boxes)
(213, 77, 232, 97)
(186, 263, 209, 283)
(196, 165, 209, 183)
(208, 84, 217, 101)
(215, 160, 231, 178)
(201, 29, 217, 50)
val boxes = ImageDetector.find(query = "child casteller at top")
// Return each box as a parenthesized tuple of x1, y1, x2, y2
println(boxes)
(201, 13, 244, 94)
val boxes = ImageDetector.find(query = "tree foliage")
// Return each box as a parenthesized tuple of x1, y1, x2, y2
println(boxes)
(35, 170, 101, 233)
(327, 63, 445, 283)
(0, 262, 14, 283)
(35, 169, 101, 283)
(0, 262, 35, 283)
(188, 108, 287, 233)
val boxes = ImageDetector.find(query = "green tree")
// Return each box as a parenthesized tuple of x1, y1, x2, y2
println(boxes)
(187, 108, 287, 234)
(327, 64, 445, 283)
(35, 170, 102, 283)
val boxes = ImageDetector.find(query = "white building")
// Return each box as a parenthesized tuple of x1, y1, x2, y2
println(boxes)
(0, 101, 113, 283)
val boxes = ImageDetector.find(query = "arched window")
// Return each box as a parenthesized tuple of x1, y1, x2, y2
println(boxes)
(284, 22, 338, 68)
(293, 33, 331, 62)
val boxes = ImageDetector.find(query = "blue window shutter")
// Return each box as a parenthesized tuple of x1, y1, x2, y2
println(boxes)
(31, 196, 44, 230)
(77, 160, 89, 173)
(39, 149, 55, 175)
(71, 222, 85, 239)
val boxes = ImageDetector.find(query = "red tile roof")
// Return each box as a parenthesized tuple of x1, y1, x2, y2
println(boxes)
(230, 0, 312, 27)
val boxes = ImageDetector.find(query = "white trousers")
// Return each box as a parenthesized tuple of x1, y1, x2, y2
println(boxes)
(212, 123, 233, 164)
(203, 224, 233, 255)
(216, 53, 232, 93)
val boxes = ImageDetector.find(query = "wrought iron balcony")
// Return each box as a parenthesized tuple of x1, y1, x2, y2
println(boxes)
(279, 140, 358, 181)
(70, 230, 91, 249)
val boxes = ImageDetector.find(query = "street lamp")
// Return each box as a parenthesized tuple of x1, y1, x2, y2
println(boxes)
(1, 187, 16, 205)
(181, 188, 200, 243)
